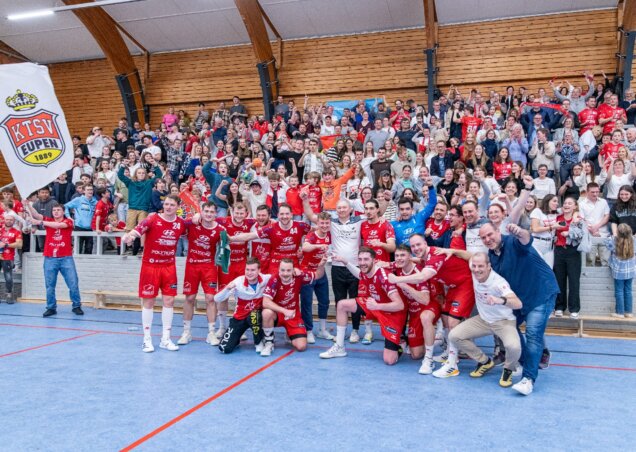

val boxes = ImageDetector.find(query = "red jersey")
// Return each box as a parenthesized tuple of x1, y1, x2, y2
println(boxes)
(393, 264, 429, 312)
(554, 214, 574, 247)
(135, 214, 186, 265)
(493, 161, 513, 180)
(307, 185, 323, 213)
(106, 220, 126, 246)
(11, 200, 23, 215)
(425, 218, 450, 241)
(218, 217, 256, 263)
(285, 186, 304, 216)
(424, 246, 471, 288)
(389, 110, 410, 130)
(250, 219, 274, 265)
(357, 266, 399, 304)
(186, 222, 225, 264)
(257, 221, 311, 260)
(361, 220, 395, 262)
(601, 142, 625, 168)
(461, 116, 482, 141)
(0, 226, 22, 260)
(578, 108, 598, 134)
(301, 231, 331, 271)
(598, 104, 626, 134)
(43, 217, 74, 258)
(91, 199, 112, 231)
(264, 271, 315, 311)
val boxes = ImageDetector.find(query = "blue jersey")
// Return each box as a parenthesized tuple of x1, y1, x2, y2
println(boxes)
(391, 186, 437, 246)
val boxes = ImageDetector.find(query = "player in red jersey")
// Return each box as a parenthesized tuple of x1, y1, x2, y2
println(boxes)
(454, 105, 483, 141)
(321, 247, 406, 365)
(260, 256, 327, 356)
(392, 244, 442, 374)
(578, 97, 598, 135)
(123, 194, 186, 353)
(300, 211, 333, 343)
(232, 203, 311, 275)
(177, 202, 226, 347)
(600, 129, 627, 170)
(388, 234, 475, 377)
(250, 205, 275, 275)
(2, 188, 23, 215)
(305, 172, 323, 215)
(0, 215, 23, 304)
(425, 203, 450, 245)
(361, 199, 396, 263)
(598, 93, 627, 134)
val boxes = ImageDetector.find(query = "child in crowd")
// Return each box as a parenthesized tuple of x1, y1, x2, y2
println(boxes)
(606, 223, 636, 318)
(105, 213, 126, 254)
(0, 215, 23, 304)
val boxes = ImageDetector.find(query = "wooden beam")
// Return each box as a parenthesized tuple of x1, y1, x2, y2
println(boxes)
(624, 0, 636, 30)
(423, 0, 437, 48)
(62, 0, 146, 124)
(0, 41, 29, 64)
(257, 1, 282, 40)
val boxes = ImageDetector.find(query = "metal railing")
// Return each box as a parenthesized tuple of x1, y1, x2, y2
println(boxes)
(29, 230, 126, 256)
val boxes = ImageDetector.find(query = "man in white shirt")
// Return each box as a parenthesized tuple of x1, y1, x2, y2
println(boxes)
(578, 182, 610, 265)
(448, 252, 523, 388)
(86, 126, 113, 167)
(531, 165, 556, 201)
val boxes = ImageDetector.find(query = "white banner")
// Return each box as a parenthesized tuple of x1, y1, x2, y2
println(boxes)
(0, 63, 73, 197)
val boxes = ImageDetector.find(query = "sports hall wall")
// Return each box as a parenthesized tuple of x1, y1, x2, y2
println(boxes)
(0, 8, 621, 187)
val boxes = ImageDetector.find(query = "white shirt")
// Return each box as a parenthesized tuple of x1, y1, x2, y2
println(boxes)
(146, 145, 162, 160)
(472, 270, 516, 323)
(530, 208, 557, 240)
(606, 173, 633, 200)
(330, 216, 363, 266)
(532, 177, 556, 200)
(578, 197, 610, 236)
(214, 274, 271, 305)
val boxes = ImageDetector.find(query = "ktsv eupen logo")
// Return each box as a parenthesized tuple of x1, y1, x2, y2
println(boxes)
(0, 89, 66, 167)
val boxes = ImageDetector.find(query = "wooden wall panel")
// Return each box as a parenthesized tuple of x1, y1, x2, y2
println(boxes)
(47, 9, 620, 140)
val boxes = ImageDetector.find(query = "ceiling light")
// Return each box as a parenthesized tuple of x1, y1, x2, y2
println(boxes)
(8, 10, 55, 21)
(7, 0, 144, 21)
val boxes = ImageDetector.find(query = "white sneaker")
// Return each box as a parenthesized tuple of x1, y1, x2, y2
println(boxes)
(260, 341, 274, 357)
(306, 331, 316, 344)
(570, 312, 580, 319)
(215, 327, 226, 339)
(432, 362, 459, 378)
(159, 339, 179, 351)
(512, 377, 534, 396)
(418, 357, 434, 375)
(142, 338, 154, 353)
(554, 310, 563, 318)
(206, 331, 220, 346)
(316, 330, 335, 340)
(255, 342, 264, 353)
(319, 344, 347, 359)
(177, 331, 192, 345)
(240, 332, 248, 341)
(361, 331, 373, 345)
(433, 350, 449, 363)
(404, 343, 411, 355)
(512, 365, 523, 377)
(349, 330, 360, 343)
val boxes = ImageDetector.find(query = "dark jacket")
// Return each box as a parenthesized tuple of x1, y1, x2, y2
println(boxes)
(430, 152, 455, 177)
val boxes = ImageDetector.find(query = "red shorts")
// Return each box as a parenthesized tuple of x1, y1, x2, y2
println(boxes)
(183, 263, 218, 295)
(442, 282, 475, 319)
(274, 312, 307, 339)
(356, 298, 407, 346)
(219, 260, 246, 290)
(139, 264, 178, 299)
(407, 301, 442, 348)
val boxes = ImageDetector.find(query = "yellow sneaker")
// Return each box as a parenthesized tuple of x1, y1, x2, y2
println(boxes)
(470, 358, 495, 378)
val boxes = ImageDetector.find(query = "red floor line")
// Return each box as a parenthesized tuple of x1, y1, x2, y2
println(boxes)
(0, 332, 99, 358)
(550, 363, 636, 372)
(120, 349, 295, 452)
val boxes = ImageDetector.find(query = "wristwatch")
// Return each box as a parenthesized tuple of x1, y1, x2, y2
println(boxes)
(501, 296, 508, 306)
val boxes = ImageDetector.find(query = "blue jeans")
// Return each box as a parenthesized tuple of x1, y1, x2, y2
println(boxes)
(300, 274, 330, 330)
(43, 256, 81, 310)
(614, 278, 633, 315)
(516, 294, 555, 383)
(216, 207, 228, 218)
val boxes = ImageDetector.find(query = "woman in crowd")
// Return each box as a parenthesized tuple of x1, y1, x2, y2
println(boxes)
(493, 147, 513, 187)
(466, 144, 493, 175)
(530, 194, 559, 267)
(609, 185, 636, 235)
(606, 159, 636, 210)
(346, 165, 371, 200)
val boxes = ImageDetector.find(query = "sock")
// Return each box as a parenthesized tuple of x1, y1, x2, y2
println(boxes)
(436, 319, 444, 335)
(320, 318, 327, 333)
(208, 322, 215, 333)
(264, 327, 274, 343)
(425, 345, 434, 360)
(336, 325, 347, 347)
(183, 320, 192, 332)
(142, 308, 153, 340)
(218, 311, 228, 329)
(161, 307, 174, 341)
(364, 320, 373, 335)
(447, 342, 458, 367)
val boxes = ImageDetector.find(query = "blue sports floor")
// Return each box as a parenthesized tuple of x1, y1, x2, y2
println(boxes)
(0, 303, 634, 451)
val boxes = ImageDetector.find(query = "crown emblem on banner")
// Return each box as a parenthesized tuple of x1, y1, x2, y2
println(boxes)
(5, 90, 39, 111)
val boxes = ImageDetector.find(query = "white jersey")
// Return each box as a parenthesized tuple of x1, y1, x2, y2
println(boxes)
(330, 216, 363, 267)
(465, 218, 488, 254)
(472, 270, 516, 323)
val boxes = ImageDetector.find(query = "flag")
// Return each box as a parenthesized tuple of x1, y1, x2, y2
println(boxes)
(178, 189, 201, 220)
(0, 63, 73, 197)
(320, 134, 339, 150)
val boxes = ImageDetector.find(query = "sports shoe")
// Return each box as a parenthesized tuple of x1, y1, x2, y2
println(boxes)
(319, 344, 347, 359)
(499, 368, 513, 387)
(539, 349, 551, 369)
(316, 330, 335, 340)
(177, 331, 192, 345)
(349, 330, 360, 343)
(470, 358, 495, 378)
(611, 313, 624, 319)
(361, 332, 373, 345)
(492, 349, 506, 367)
(570, 312, 580, 319)
(215, 327, 226, 339)
(512, 365, 523, 377)
(432, 362, 459, 379)
(554, 310, 563, 318)
(72, 307, 84, 316)
(43, 308, 57, 317)
(240, 332, 248, 341)
(626, 313, 634, 318)
(306, 331, 316, 344)
(6, 293, 14, 304)
(418, 357, 434, 375)
(206, 331, 220, 346)
(255, 342, 264, 353)
(512, 377, 534, 396)
(260, 341, 274, 357)
(159, 339, 179, 351)
(142, 339, 154, 353)
(433, 350, 449, 363)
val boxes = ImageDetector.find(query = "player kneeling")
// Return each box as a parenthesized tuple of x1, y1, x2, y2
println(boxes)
(260, 256, 327, 357)
(448, 253, 523, 387)
(215, 257, 271, 354)
(321, 247, 406, 365)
